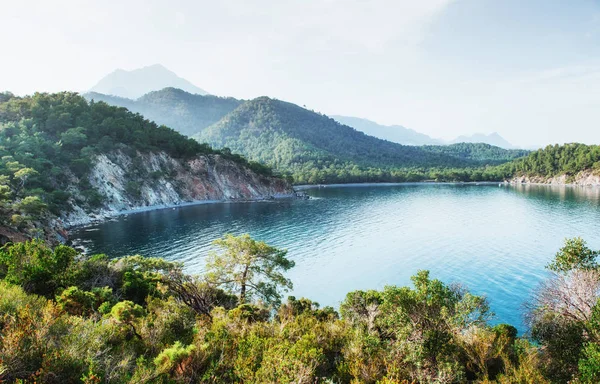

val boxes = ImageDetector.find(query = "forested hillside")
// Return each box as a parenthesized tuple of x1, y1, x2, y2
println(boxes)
(0, 92, 283, 242)
(500, 143, 600, 179)
(83, 89, 528, 184)
(196, 97, 527, 183)
(422, 143, 529, 164)
(85, 88, 242, 137)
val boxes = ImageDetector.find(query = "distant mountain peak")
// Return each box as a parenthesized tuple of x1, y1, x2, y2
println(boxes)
(89, 64, 208, 99)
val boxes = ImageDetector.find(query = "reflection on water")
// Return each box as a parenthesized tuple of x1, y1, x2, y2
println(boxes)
(72, 184, 600, 330)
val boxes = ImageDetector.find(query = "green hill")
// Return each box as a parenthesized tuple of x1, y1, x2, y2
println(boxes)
(196, 97, 526, 183)
(498, 143, 600, 179)
(84, 88, 242, 137)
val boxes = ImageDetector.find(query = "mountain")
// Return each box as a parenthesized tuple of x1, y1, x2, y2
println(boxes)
(84, 88, 242, 136)
(331, 115, 518, 150)
(331, 115, 443, 146)
(89, 64, 209, 99)
(0, 92, 291, 244)
(452, 132, 515, 149)
(195, 97, 525, 184)
(197, 97, 461, 170)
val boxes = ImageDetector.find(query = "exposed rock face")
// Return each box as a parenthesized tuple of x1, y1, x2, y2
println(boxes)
(61, 150, 294, 227)
(509, 170, 600, 186)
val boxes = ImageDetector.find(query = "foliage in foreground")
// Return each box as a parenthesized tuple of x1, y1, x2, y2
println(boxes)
(2, 235, 600, 383)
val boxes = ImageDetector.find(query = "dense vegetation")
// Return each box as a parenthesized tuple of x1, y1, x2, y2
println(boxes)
(422, 143, 528, 164)
(497, 143, 600, 180)
(2, 235, 600, 383)
(85, 88, 242, 137)
(0, 92, 271, 240)
(285, 143, 600, 185)
(195, 97, 527, 184)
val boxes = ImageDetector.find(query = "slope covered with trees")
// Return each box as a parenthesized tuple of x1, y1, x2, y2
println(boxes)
(499, 143, 600, 180)
(196, 97, 527, 183)
(84, 88, 242, 137)
(422, 142, 529, 164)
(0, 92, 276, 242)
(3, 235, 600, 383)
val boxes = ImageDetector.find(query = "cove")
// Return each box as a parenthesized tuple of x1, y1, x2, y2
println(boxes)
(71, 183, 600, 330)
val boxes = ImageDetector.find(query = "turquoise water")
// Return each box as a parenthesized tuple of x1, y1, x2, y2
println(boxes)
(72, 184, 600, 330)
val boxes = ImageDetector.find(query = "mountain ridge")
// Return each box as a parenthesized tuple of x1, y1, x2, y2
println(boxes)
(331, 115, 444, 146)
(333, 115, 517, 149)
(84, 88, 242, 137)
(195, 96, 527, 183)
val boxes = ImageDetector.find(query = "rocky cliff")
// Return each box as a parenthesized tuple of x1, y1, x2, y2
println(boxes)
(60, 150, 295, 228)
(509, 170, 600, 186)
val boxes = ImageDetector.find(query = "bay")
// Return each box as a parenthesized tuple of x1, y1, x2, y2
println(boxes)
(71, 184, 600, 330)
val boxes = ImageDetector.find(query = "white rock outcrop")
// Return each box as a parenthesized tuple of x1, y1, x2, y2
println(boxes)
(61, 150, 294, 227)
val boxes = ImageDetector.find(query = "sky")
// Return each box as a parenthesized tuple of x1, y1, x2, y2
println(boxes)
(1, 0, 600, 148)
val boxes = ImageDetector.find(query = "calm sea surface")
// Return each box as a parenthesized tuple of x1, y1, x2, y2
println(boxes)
(71, 184, 600, 330)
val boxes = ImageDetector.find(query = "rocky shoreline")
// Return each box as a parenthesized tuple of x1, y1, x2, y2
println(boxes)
(0, 150, 299, 246)
(61, 192, 304, 231)
(58, 150, 296, 229)
(509, 170, 600, 187)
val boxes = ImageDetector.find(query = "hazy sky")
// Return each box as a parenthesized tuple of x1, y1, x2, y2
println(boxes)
(2, 0, 600, 147)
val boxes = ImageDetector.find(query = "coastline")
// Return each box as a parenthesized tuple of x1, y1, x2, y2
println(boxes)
(294, 181, 504, 190)
(295, 180, 600, 190)
(63, 193, 299, 231)
(507, 181, 600, 188)
(66, 179, 600, 232)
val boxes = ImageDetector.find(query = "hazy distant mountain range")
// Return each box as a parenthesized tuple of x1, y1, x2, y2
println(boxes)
(89, 64, 209, 99)
(88, 64, 518, 149)
(330, 115, 444, 146)
(331, 116, 517, 149)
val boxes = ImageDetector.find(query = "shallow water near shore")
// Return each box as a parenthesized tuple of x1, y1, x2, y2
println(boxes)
(72, 183, 600, 330)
